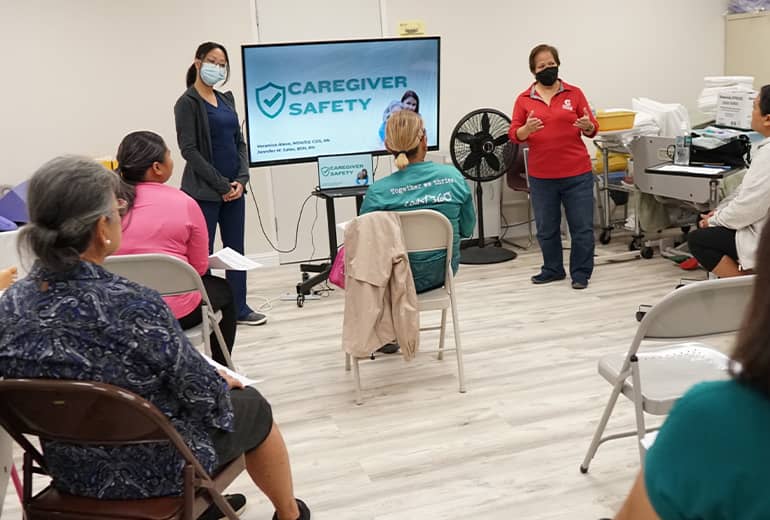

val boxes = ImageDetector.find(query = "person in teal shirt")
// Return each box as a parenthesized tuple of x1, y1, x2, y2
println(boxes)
(361, 110, 476, 293)
(613, 214, 770, 519)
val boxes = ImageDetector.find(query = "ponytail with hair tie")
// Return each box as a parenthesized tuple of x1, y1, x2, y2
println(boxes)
(385, 110, 425, 170)
(185, 63, 198, 88)
(114, 130, 169, 212)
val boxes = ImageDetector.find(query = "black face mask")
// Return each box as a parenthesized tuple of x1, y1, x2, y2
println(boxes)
(535, 66, 559, 86)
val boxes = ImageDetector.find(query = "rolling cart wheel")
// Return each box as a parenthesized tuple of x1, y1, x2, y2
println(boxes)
(628, 237, 641, 251)
(641, 247, 654, 259)
(297, 294, 305, 308)
(599, 229, 612, 245)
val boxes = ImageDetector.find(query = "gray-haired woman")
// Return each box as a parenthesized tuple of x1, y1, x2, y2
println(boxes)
(0, 157, 310, 520)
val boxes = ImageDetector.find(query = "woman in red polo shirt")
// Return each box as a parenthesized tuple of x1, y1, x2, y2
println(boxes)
(509, 43, 598, 289)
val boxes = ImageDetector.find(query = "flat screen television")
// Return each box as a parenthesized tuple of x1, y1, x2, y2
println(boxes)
(241, 37, 440, 167)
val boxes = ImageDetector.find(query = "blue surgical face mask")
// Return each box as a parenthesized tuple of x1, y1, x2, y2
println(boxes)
(200, 62, 226, 86)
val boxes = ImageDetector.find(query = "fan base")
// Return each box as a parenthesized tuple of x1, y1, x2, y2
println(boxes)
(459, 245, 517, 264)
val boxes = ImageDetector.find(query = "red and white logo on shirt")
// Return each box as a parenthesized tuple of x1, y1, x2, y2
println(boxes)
(562, 99, 574, 111)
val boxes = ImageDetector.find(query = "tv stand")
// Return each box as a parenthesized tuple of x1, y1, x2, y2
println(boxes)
(295, 187, 367, 307)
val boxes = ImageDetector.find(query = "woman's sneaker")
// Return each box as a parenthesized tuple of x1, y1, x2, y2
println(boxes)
(531, 272, 566, 285)
(272, 498, 311, 520)
(237, 311, 268, 326)
(198, 494, 247, 520)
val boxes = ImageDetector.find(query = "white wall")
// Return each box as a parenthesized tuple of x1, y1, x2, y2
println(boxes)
(386, 0, 726, 140)
(383, 0, 727, 234)
(0, 0, 276, 261)
(0, 0, 727, 262)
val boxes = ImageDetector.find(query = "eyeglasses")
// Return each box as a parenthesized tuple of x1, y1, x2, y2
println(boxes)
(203, 58, 227, 69)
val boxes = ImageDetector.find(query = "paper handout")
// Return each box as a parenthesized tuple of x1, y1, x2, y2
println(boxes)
(202, 354, 263, 387)
(209, 247, 263, 271)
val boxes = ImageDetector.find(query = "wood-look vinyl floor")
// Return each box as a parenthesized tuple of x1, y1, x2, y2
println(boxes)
(3, 242, 723, 519)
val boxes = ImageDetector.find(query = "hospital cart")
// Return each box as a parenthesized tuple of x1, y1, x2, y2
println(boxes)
(593, 132, 649, 259)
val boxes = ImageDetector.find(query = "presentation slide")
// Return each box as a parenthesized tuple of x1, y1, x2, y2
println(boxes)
(241, 37, 440, 166)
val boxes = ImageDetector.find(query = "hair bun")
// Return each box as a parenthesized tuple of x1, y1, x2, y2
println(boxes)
(31, 222, 59, 241)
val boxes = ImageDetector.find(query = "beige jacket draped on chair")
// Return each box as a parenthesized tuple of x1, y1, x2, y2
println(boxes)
(342, 212, 420, 360)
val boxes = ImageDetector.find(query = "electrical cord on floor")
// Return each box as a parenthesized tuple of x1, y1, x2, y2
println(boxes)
(247, 179, 313, 254)
(500, 206, 535, 241)
(242, 117, 316, 254)
(254, 294, 275, 313)
(312, 280, 334, 297)
(245, 180, 334, 309)
(240, 122, 325, 308)
(308, 195, 320, 261)
(244, 178, 311, 310)
(499, 212, 511, 241)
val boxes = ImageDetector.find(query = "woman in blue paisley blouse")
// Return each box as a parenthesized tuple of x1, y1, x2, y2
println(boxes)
(0, 157, 310, 520)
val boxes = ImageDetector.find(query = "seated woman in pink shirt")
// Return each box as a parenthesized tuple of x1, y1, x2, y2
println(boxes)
(114, 131, 236, 365)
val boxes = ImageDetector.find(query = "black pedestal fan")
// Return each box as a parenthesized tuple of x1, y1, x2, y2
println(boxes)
(450, 108, 516, 264)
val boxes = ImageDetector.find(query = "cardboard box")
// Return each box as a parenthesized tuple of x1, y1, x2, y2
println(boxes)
(716, 90, 756, 130)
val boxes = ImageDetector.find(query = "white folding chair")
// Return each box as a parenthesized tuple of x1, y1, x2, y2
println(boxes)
(345, 209, 466, 404)
(580, 275, 754, 472)
(104, 254, 234, 369)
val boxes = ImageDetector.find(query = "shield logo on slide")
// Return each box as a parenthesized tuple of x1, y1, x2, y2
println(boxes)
(255, 82, 286, 119)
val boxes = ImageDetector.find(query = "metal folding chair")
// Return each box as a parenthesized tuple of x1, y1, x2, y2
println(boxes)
(104, 254, 233, 369)
(0, 378, 245, 520)
(580, 275, 754, 472)
(345, 210, 466, 404)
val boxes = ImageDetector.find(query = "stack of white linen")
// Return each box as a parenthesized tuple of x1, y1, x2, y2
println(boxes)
(698, 76, 755, 116)
(631, 111, 661, 137)
(632, 98, 690, 137)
